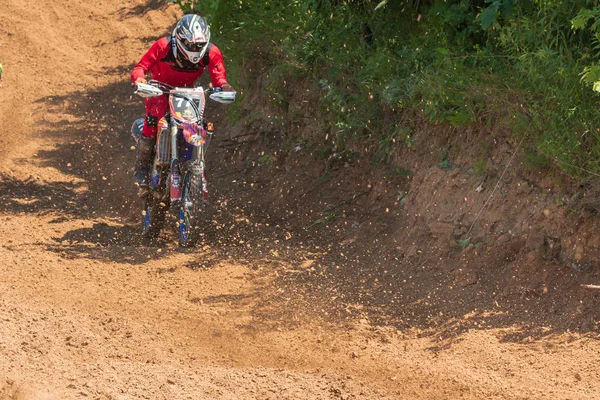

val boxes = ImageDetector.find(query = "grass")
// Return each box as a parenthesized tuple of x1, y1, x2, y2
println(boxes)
(472, 157, 488, 176)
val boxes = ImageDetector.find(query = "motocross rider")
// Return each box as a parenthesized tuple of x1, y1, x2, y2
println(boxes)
(130, 13, 234, 192)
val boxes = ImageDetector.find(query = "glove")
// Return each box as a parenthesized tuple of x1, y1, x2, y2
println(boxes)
(134, 77, 146, 88)
(221, 83, 235, 92)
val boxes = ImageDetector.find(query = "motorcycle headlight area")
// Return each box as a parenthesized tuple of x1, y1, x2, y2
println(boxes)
(169, 91, 205, 123)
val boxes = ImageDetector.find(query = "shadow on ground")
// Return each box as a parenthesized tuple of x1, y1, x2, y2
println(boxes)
(6, 67, 600, 345)
(1, 59, 161, 262)
(113, 0, 168, 18)
(0, 174, 86, 216)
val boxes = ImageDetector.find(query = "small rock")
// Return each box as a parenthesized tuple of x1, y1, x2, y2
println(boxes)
(526, 251, 538, 264)
(405, 245, 418, 258)
(542, 236, 561, 261)
(461, 244, 474, 254)
(574, 245, 584, 261)
(427, 221, 454, 237)
(496, 234, 511, 245)
(571, 262, 585, 272)
(586, 235, 600, 250)
(575, 373, 582, 381)
(453, 268, 478, 287)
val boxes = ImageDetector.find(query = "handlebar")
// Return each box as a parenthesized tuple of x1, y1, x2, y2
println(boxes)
(140, 80, 223, 94)
(135, 80, 235, 103)
(146, 80, 174, 93)
(205, 86, 224, 95)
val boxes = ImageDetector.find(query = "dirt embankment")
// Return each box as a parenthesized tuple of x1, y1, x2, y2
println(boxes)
(219, 74, 600, 335)
(1, 1, 600, 399)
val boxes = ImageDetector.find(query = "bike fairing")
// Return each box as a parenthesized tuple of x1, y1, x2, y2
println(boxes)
(182, 123, 206, 146)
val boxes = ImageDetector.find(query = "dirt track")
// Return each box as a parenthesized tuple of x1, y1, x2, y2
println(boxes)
(2, 1, 600, 399)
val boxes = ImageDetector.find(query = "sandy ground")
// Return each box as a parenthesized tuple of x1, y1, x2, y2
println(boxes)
(1, 1, 600, 399)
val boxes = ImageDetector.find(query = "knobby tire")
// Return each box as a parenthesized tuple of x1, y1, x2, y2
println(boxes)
(178, 164, 205, 247)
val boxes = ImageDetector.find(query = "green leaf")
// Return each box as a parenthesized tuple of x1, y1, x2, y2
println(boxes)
(374, 0, 388, 11)
(572, 8, 596, 30)
(581, 65, 600, 84)
(456, 238, 471, 249)
(435, 47, 449, 57)
(477, 2, 501, 30)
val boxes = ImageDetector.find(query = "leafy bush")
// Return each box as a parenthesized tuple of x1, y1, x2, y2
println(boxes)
(167, 0, 600, 177)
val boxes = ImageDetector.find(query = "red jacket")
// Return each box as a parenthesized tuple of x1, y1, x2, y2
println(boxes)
(131, 37, 228, 88)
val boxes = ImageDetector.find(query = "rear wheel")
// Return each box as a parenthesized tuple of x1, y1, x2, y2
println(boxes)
(178, 164, 206, 247)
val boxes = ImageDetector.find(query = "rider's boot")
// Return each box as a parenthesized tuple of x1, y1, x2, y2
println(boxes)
(134, 135, 155, 196)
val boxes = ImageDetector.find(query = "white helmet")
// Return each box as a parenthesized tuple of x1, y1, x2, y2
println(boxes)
(173, 14, 211, 64)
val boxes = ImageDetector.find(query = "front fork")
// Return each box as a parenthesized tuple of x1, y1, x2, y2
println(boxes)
(169, 124, 180, 207)
(169, 121, 204, 209)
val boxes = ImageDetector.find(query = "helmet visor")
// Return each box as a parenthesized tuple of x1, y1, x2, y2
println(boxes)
(182, 39, 207, 52)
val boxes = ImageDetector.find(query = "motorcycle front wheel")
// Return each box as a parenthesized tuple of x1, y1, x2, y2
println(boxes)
(178, 164, 206, 247)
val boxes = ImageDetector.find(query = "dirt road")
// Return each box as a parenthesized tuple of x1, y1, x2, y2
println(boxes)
(1, 1, 600, 399)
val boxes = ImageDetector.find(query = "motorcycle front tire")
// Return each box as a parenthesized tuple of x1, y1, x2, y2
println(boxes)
(178, 164, 206, 247)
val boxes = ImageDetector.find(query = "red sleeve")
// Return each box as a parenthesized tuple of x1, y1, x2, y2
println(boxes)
(207, 45, 228, 87)
(131, 38, 170, 83)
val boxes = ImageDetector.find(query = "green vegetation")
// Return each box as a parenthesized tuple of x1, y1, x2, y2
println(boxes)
(472, 156, 487, 176)
(170, 0, 600, 178)
(257, 153, 273, 165)
(456, 237, 472, 249)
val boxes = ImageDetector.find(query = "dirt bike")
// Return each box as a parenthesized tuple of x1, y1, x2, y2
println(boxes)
(131, 80, 235, 246)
